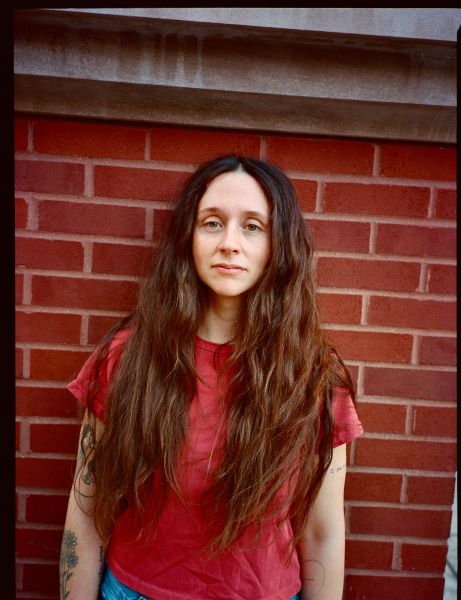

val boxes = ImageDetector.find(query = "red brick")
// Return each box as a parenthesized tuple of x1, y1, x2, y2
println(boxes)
(308, 219, 370, 252)
(152, 209, 173, 241)
(15, 118, 28, 151)
(88, 315, 125, 345)
(355, 438, 456, 472)
(94, 166, 189, 202)
(326, 329, 412, 363)
(26, 493, 69, 525)
(15, 160, 84, 195)
(380, 144, 456, 181)
(292, 179, 317, 212)
(15, 197, 28, 229)
(401, 543, 448, 573)
(434, 188, 456, 220)
(16, 348, 23, 378)
(33, 119, 146, 159)
(355, 402, 407, 434)
(316, 258, 420, 292)
(323, 182, 430, 218)
(427, 264, 456, 295)
(92, 242, 152, 276)
(345, 472, 402, 502)
(376, 224, 456, 259)
(16, 527, 62, 559)
(16, 311, 81, 344)
(16, 420, 20, 451)
(345, 539, 393, 570)
(345, 574, 444, 600)
(22, 562, 59, 594)
(407, 476, 456, 505)
(420, 336, 456, 367)
(368, 296, 456, 331)
(364, 367, 456, 402)
(30, 423, 81, 454)
(16, 456, 75, 489)
(29, 348, 91, 381)
(16, 273, 24, 304)
(266, 136, 374, 175)
(412, 406, 457, 438)
(38, 200, 146, 238)
(150, 127, 261, 163)
(15, 237, 84, 271)
(16, 386, 79, 418)
(317, 293, 362, 325)
(32, 275, 139, 311)
(350, 505, 452, 538)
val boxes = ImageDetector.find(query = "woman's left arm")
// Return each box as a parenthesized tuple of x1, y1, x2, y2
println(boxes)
(297, 443, 347, 600)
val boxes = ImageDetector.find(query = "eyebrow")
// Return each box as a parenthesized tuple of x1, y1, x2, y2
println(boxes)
(197, 207, 270, 221)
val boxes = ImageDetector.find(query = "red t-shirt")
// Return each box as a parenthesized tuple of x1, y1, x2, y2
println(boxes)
(67, 329, 363, 600)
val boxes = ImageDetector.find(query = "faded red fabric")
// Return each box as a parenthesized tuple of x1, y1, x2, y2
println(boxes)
(67, 331, 363, 600)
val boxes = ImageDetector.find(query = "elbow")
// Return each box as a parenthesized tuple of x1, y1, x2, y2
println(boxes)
(301, 513, 345, 544)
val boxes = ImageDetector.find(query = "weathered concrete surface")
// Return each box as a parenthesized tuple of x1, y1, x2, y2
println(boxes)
(14, 8, 458, 142)
(36, 8, 461, 42)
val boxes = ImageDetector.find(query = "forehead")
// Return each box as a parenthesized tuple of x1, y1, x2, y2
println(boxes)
(198, 171, 270, 214)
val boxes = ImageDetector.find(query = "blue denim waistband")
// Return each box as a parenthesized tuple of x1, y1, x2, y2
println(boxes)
(100, 567, 151, 600)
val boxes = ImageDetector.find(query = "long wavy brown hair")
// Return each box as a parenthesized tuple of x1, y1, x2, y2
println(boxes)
(76, 154, 355, 557)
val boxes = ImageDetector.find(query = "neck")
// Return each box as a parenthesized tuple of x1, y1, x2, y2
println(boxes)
(198, 296, 241, 344)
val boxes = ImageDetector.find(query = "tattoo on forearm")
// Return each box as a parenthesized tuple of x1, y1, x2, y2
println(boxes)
(77, 423, 96, 496)
(98, 545, 105, 581)
(301, 559, 325, 599)
(329, 463, 346, 475)
(60, 529, 79, 600)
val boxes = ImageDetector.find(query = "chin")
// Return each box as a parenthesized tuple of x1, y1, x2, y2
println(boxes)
(210, 287, 247, 300)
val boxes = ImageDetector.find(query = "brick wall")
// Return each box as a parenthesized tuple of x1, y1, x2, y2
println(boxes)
(15, 116, 456, 599)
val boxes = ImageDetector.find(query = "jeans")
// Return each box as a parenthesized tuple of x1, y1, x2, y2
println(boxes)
(99, 567, 152, 599)
(100, 566, 302, 600)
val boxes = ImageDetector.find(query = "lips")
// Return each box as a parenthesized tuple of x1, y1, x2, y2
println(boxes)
(213, 263, 245, 270)
(212, 263, 246, 273)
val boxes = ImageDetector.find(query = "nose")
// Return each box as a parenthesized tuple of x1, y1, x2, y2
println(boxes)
(217, 223, 240, 253)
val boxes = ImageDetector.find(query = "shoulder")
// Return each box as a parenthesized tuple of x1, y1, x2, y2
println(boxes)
(105, 327, 132, 377)
(331, 385, 364, 446)
(109, 327, 131, 352)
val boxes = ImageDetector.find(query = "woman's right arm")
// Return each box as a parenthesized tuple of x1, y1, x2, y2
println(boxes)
(60, 410, 106, 600)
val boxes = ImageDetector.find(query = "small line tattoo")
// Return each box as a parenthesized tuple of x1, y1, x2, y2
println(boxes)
(60, 529, 79, 600)
(329, 463, 346, 475)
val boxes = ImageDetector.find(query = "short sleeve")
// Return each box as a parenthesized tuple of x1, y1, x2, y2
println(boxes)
(331, 386, 364, 447)
(67, 329, 130, 422)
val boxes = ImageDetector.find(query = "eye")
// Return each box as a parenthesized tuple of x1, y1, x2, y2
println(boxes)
(203, 220, 222, 230)
(245, 223, 262, 232)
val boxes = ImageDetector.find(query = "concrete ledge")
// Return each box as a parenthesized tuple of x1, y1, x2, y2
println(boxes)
(14, 9, 458, 142)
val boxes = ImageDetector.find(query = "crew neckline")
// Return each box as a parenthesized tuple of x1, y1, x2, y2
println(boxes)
(195, 335, 234, 353)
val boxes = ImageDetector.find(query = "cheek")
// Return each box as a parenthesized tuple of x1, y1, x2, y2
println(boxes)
(258, 237, 272, 268)
(191, 235, 201, 271)
(192, 233, 209, 272)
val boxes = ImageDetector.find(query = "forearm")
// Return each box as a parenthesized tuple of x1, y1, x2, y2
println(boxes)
(298, 530, 345, 600)
(60, 492, 106, 600)
(60, 412, 107, 600)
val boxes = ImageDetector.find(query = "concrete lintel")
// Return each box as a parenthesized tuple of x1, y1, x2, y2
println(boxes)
(29, 8, 461, 43)
(14, 9, 457, 143)
(15, 75, 455, 144)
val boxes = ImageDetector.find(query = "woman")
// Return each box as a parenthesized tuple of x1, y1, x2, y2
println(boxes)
(60, 154, 363, 600)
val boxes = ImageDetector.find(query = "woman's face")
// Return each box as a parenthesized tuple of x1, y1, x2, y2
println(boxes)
(192, 171, 271, 305)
